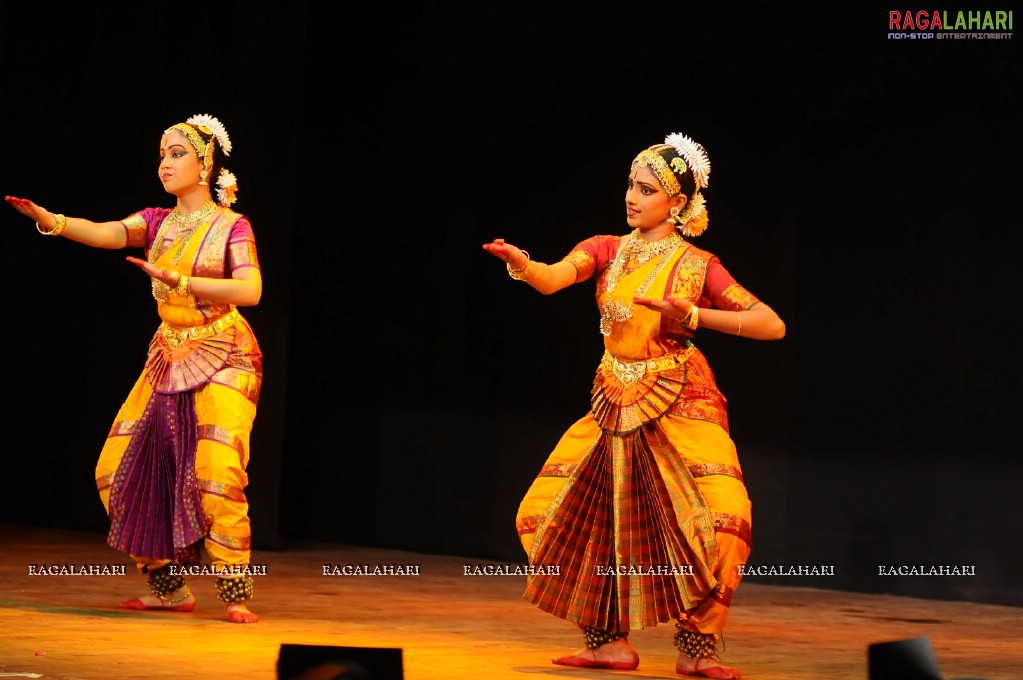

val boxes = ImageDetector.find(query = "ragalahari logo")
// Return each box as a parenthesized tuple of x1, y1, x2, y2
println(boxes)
(888, 9, 1013, 40)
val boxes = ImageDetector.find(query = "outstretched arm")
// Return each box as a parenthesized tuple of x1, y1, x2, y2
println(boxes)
(6, 196, 127, 249)
(482, 238, 577, 295)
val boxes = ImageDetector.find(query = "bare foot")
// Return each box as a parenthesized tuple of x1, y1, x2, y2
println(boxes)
(676, 652, 741, 679)
(226, 602, 260, 623)
(119, 586, 196, 612)
(552, 637, 639, 670)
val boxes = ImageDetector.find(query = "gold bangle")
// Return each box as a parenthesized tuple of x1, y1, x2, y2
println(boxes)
(736, 312, 742, 337)
(171, 274, 190, 297)
(37, 213, 67, 236)
(684, 304, 699, 331)
(506, 250, 532, 281)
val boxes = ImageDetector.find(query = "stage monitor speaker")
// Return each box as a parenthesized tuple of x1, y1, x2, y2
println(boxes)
(277, 643, 404, 680)
(868, 636, 942, 679)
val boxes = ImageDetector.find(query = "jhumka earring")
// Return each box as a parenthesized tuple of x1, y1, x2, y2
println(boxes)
(199, 170, 208, 186)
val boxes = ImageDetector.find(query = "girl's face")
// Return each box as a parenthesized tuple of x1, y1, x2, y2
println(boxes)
(625, 164, 685, 232)
(158, 131, 204, 196)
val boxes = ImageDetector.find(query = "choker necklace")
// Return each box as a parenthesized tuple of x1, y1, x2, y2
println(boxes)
(168, 200, 217, 228)
(626, 229, 682, 264)
(599, 230, 683, 336)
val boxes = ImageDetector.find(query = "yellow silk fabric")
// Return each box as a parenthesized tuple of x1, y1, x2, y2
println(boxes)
(598, 246, 692, 361)
(152, 218, 223, 329)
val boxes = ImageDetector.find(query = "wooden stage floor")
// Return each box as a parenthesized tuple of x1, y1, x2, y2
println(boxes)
(1, 522, 1019, 680)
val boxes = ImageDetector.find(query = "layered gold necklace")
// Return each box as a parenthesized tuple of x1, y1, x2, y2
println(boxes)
(149, 200, 217, 301)
(599, 229, 683, 336)
(167, 200, 217, 229)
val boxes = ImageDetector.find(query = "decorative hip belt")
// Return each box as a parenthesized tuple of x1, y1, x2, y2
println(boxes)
(160, 308, 240, 349)
(600, 344, 696, 388)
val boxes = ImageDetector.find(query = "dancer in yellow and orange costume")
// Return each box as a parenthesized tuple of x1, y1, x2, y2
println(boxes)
(484, 132, 786, 678)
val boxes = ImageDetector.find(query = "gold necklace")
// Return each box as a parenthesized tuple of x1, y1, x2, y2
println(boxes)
(148, 201, 218, 301)
(626, 228, 682, 264)
(599, 230, 682, 336)
(168, 200, 217, 228)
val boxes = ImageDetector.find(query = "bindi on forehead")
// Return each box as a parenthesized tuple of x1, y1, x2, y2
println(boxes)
(630, 166, 660, 189)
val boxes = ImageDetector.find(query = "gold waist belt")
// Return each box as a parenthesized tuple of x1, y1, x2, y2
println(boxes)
(600, 345, 696, 387)
(161, 308, 240, 349)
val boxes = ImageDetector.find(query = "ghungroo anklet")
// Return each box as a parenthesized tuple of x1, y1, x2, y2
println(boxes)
(583, 626, 626, 649)
(674, 621, 719, 658)
(215, 575, 254, 604)
(146, 564, 185, 598)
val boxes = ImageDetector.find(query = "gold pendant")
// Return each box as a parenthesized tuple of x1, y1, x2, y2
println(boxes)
(599, 299, 633, 336)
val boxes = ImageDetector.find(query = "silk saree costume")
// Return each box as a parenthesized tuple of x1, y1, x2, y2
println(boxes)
(95, 206, 262, 574)
(516, 233, 758, 635)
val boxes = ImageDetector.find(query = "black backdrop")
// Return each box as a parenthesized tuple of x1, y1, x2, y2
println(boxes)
(1, 3, 1019, 607)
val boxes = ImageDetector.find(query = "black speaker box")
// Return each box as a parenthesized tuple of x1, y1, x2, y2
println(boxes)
(277, 643, 404, 680)
(868, 636, 942, 679)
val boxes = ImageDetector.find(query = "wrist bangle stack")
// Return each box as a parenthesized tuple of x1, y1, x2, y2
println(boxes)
(509, 260, 542, 283)
(736, 312, 742, 337)
(507, 250, 532, 281)
(36, 213, 67, 236)
(171, 274, 190, 297)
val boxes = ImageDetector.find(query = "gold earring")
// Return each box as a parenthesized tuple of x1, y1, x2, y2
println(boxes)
(199, 170, 208, 186)
(669, 206, 681, 225)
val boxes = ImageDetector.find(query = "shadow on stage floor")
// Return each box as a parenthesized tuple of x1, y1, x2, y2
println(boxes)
(1, 522, 1019, 680)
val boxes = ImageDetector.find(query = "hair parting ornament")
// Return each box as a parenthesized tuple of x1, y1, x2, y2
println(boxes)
(165, 113, 239, 207)
(633, 149, 682, 196)
(633, 132, 712, 237)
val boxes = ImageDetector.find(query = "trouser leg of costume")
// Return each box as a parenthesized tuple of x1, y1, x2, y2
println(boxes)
(194, 382, 256, 601)
(683, 474, 751, 635)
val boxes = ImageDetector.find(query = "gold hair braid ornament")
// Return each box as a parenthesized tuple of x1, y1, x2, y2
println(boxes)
(599, 230, 682, 336)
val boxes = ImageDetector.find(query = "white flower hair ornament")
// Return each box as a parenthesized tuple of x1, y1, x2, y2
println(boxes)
(664, 132, 710, 189)
(187, 113, 232, 156)
(216, 169, 238, 207)
(665, 132, 712, 237)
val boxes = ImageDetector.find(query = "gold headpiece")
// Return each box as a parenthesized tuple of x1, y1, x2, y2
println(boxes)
(637, 132, 712, 238)
(166, 122, 208, 158)
(632, 149, 682, 196)
(165, 114, 235, 201)
(165, 122, 216, 180)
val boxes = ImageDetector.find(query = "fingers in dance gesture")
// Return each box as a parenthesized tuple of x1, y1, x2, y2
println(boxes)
(125, 256, 181, 288)
(5, 195, 58, 231)
(633, 295, 694, 325)
(482, 238, 529, 271)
